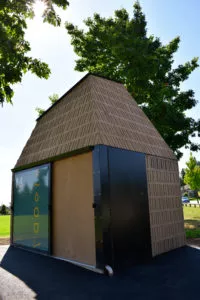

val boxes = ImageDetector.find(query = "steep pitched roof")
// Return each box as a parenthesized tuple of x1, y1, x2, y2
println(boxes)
(14, 74, 176, 169)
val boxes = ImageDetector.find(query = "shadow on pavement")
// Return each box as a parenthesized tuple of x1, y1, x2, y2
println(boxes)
(1, 245, 200, 299)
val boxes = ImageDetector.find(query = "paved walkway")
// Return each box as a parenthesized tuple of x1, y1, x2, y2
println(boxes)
(0, 246, 36, 299)
(0, 245, 200, 299)
(0, 238, 10, 246)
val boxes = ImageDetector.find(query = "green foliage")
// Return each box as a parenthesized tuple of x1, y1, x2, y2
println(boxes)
(0, 204, 8, 215)
(180, 169, 186, 186)
(35, 107, 45, 116)
(42, 0, 69, 26)
(185, 229, 200, 239)
(48, 93, 59, 104)
(66, 1, 200, 159)
(36, 93, 59, 116)
(184, 154, 200, 192)
(0, 0, 69, 105)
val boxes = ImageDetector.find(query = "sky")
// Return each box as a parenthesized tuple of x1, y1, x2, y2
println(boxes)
(0, 0, 199, 205)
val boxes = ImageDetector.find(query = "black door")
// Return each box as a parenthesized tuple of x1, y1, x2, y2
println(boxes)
(108, 147, 152, 269)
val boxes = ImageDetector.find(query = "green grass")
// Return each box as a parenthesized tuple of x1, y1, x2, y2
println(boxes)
(0, 215, 10, 237)
(1, 208, 200, 240)
(183, 206, 200, 239)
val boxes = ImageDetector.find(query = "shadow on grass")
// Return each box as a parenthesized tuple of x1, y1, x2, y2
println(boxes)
(1, 245, 200, 299)
(184, 219, 200, 238)
(184, 219, 200, 228)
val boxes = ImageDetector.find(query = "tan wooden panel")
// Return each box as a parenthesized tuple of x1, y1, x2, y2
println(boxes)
(146, 155, 185, 256)
(52, 152, 96, 266)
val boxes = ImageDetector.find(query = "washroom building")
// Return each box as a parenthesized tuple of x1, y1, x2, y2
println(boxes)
(11, 74, 185, 272)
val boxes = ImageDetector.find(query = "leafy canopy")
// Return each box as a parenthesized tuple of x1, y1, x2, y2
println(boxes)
(0, 0, 69, 105)
(65, 1, 200, 159)
(36, 93, 59, 116)
(184, 154, 200, 192)
(0, 204, 8, 215)
(180, 168, 186, 187)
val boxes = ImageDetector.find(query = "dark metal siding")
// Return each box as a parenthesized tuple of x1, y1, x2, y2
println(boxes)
(93, 146, 152, 271)
(10, 173, 14, 245)
(108, 147, 152, 269)
(93, 146, 113, 269)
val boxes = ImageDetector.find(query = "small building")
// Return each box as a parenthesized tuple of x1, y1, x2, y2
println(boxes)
(11, 74, 185, 273)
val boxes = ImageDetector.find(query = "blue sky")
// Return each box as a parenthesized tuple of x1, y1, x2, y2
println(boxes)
(0, 0, 199, 205)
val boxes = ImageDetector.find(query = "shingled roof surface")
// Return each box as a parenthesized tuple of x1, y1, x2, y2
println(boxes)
(15, 74, 175, 169)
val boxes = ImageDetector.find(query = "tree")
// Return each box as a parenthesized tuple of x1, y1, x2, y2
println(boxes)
(0, 204, 8, 215)
(0, 0, 69, 105)
(65, 1, 200, 159)
(180, 168, 185, 187)
(184, 154, 200, 199)
(36, 93, 59, 116)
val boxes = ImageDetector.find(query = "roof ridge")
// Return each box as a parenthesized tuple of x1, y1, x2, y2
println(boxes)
(37, 73, 123, 122)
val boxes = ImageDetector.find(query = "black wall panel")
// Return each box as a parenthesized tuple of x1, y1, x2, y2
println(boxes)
(93, 146, 113, 269)
(108, 147, 152, 269)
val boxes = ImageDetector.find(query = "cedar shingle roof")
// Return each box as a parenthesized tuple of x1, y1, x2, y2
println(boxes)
(14, 74, 176, 169)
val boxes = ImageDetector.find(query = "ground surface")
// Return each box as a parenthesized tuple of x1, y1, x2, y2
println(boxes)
(0, 245, 200, 299)
(1, 211, 200, 299)
(0, 238, 10, 245)
(187, 238, 200, 247)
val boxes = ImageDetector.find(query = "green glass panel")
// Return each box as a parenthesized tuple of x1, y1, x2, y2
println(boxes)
(13, 164, 50, 252)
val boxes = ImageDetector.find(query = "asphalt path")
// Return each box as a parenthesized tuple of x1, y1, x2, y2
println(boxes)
(0, 245, 200, 299)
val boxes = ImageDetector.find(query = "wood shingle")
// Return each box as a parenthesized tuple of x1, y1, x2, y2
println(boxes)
(15, 74, 175, 169)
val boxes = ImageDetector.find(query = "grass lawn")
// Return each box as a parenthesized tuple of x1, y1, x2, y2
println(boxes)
(0, 215, 10, 237)
(1, 209, 200, 240)
(183, 206, 200, 239)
